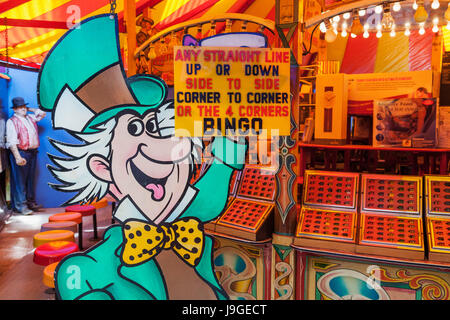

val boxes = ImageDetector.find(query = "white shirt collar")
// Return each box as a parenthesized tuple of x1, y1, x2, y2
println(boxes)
(113, 185, 198, 223)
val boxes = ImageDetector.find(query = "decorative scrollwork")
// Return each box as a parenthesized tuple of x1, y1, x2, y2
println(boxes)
(370, 268, 450, 300)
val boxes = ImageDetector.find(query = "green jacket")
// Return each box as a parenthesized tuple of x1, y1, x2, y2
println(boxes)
(55, 137, 247, 300)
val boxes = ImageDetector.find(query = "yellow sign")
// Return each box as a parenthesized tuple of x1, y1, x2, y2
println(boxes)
(173, 46, 291, 137)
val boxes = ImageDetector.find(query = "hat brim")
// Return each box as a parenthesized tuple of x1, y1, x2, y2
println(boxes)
(83, 74, 167, 133)
(12, 103, 29, 108)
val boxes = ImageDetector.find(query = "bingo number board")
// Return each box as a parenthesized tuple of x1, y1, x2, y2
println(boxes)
(216, 165, 276, 240)
(295, 208, 357, 243)
(359, 174, 423, 252)
(361, 174, 422, 216)
(303, 170, 359, 212)
(296, 171, 359, 246)
(425, 176, 450, 256)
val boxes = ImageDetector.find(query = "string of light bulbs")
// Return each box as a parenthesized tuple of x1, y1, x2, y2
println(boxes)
(316, 0, 450, 43)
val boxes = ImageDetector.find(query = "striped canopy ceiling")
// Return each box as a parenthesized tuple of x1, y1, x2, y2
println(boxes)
(0, 0, 275, 69)
(0, 0, 444, 74)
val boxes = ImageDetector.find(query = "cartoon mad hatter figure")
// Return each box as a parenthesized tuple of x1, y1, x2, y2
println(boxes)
(38, 14, 248, 300)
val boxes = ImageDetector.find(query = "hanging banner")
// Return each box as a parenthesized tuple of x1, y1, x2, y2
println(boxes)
(173, 46, 291, 137)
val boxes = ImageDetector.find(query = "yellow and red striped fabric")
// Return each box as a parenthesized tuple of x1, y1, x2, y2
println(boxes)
(0, 0, 275, 68)
(328, 28, 435, 74)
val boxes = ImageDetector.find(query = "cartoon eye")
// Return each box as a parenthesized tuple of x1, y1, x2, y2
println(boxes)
(145, 117, 158, 134)
(128, 119, 144, 136)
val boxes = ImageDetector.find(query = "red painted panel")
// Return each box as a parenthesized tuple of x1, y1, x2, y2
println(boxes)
(340, 33, 378, 74)
(408, 28, 433, 71)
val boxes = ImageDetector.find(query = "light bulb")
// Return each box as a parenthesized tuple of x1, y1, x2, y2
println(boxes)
(393, 2, 401, 12)
(432, 18, 439, 32)
(325, 28, 337, 42)
(431, 0, 440, 9)
(341, 21, 348, 37)
(381, 8, 395, 30)
(445, 3, 450, 21)
(413, 0, 418, 10)
(419, 23, 426, 35)
(376, 23, 382, 31)
(351, 33, 356, 38)
(447, 21, 450, 30)
(390, 24, 396, 37)
(359, 9, 366, 17)
(343, 12, 351, 20)
(414, 1, 428, 23)
(320, 21, 327, 33)
(375, 5, 383, 14)
(405, 22, 411, 36)
(363, 30, 369, 38)
(332, 21, 338, 31)
(350, 14, 364, 37)
(376, 30, 382, 38)
(333, 15, 340, 23)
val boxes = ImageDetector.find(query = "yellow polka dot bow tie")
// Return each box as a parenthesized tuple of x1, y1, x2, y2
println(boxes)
(121, 218, 204, 267)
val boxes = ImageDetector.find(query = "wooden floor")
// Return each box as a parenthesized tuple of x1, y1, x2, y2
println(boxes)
(0, 205, 114, 300)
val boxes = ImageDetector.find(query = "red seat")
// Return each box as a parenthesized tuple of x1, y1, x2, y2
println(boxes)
(65, 204, 96, 217)
(33, 241, 79, 266)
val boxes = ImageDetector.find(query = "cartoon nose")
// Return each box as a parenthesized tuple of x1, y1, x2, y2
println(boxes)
(140, 136, 192, 163)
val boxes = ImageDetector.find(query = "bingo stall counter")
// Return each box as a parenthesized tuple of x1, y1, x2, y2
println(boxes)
(293, 170, 360, 253)
(293, 247, 450, 300)
(356, 174, 424, 260)
(205, 165, 277, 300)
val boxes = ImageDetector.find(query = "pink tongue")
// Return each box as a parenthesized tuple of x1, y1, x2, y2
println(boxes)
(146, 183, 165, 200)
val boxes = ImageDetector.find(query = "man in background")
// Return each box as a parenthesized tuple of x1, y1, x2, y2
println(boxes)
(6, 97, 46, 215)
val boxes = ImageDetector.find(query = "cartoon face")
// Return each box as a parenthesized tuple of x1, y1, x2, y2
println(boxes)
(89, 110, 193, 224)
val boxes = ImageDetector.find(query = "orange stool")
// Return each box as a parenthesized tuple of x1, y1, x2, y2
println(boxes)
(33, 230, 75, 247)
(41, 221, 78, 233)
(65, 205, 98, 241)
(43, 262, 58, 288)
(91, 198, 108, 209)
(33, 241, 78, 266)
(49, 212, 83, 249)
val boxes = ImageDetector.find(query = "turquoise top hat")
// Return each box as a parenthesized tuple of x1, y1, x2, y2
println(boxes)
(37, 14, 168, 133)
